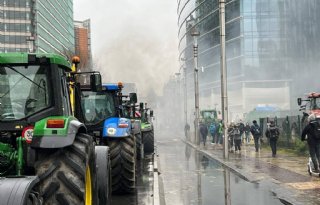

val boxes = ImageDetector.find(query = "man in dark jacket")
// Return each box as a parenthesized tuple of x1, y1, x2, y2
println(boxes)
(265, 121, 280, 157)
(301, 114, 320, 172)
(250, 120, 262, 152)
(199, 122, 208, 146)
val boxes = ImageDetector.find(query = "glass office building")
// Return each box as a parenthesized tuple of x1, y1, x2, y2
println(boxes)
(0, 0, 74, 55)
(178, 0, 320, 119)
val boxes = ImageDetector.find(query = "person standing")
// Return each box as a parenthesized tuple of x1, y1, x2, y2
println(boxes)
(199, 121, 208, 146)
(244, 122, 251, 144)
(265, 121, 280, 157)
(238, 120, 245, 144)
(301, 114, 320, 172)
(184, 123, 190, 139)
(217, 120, 223, 145)
(209, 121, 217, 144)
(234, 124, 242, 153)
(250, 120, 262, 152)
(228, 123, 235, 152)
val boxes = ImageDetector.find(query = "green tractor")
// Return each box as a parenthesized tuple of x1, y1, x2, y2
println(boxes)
(200, 109, 218, 127)
(138, 102, 154, 154)
(0, 53, 108, 204)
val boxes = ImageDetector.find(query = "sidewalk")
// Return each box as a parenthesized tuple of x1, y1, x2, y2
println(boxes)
(185, 139, 320, 205)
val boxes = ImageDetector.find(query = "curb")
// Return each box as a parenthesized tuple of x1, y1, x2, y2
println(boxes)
(183, 139, 300, 205)
(153, 153, 160, 205)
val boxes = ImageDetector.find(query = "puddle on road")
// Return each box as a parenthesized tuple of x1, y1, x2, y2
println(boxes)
(158, 140, 284, 205)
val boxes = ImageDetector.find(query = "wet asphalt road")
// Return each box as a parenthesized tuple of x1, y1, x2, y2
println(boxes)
(157, 138, 284, 205)
(111, 155, 154, 205)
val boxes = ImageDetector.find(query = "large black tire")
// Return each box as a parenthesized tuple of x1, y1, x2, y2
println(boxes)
(95, 146, 112, 205)
(108, 137, 136, 194)
(143, 130, 154, 154)
(135, 133, 144, 160)
(35, 133, 96, 204)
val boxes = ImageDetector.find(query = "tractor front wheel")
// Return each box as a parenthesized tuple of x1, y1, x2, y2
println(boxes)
(35, 133, 95, 204)
(108, 137, 136, 194)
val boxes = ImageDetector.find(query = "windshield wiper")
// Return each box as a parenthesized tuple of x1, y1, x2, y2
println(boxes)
(3, 65, 46, 92)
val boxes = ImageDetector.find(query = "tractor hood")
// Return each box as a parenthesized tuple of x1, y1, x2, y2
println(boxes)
(103, 117, 132, 138)
(310, 109, 320, 118)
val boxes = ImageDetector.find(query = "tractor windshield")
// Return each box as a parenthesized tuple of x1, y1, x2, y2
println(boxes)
(81, 91, 116, 124)
(202, 111, 216, 119)
(0, 65, 51, 120)
(310, 98, 320, 110)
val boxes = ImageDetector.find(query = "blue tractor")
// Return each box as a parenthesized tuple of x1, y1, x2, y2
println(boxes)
(75, 82, 139, 194)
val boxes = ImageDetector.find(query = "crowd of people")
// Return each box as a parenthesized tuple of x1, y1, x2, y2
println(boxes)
(194, 118, 280, 156)
(185, 112, 320, 174)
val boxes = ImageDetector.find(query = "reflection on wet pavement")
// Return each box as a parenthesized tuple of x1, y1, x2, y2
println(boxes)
(111, 156, 154, 205)
(158, 139, 283, 205)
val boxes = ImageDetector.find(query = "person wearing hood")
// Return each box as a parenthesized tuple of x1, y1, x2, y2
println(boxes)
(250, 120, 262, 152)
(265, 120, 280, 157)
(301, 114, 320, 172)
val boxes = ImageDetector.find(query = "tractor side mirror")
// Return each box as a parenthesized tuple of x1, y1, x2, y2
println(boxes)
(297, 98, 302, 106)
(90, 73, 102, 92)
(129, 93, 137, 104)
(139, 102, 144, 110)
(150, 110, 154, 117)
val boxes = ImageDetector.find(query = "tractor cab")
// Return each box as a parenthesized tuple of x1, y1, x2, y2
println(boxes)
(298, 92, 320, 117)
(0, 53, 72, 126)
(74, 82, 134, 140)
(200, 109, 218, 126)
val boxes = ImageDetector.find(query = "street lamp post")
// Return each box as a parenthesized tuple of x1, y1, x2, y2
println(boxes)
(191, 30, 200, 146)
(180, 58, 188, 131)
(219, 0, 229, 159)
(219, 1, 231, 204)
(175, 72, 182, 127)
(184, 66, 188, 128)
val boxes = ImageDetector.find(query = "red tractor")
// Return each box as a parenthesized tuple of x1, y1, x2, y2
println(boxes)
(297, 92, 320, 127)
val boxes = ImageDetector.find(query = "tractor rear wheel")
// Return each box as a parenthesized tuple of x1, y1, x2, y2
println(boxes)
(143, 130, 154, 154)
(35, 133, 95, 204)
(108, 136, 136, 194)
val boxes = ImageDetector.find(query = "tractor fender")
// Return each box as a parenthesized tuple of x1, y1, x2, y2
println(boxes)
(141, 123, 153, 132)
(31, 119, 87, 148)
(0, 176, 39, 205)
(102, 117, 131, 138)
(141, 126, 152, 132)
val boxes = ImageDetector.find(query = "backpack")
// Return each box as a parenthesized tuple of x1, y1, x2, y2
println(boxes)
(252, 125, 261, 135)
(269, 127, 279, 138)
(209, 123, 216, 134)
(233, 127, 240, 135)
(312, 121, 320, 140)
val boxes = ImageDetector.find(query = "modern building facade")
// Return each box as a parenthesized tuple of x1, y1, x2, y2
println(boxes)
(178, 0, 320, 121)
(74, 19, 92, 72)
(0, 0, 74, 55)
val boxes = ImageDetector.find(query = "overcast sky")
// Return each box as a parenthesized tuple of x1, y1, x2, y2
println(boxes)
(74, 0, 179, 96)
